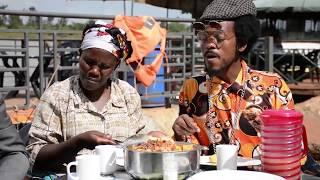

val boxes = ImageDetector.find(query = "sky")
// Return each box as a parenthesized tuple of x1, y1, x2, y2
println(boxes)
(1, 0, 192, 19)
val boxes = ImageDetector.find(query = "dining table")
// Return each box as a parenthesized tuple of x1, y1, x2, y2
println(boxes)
(30, 141, 320, 180)
(53, 164, 320, 180)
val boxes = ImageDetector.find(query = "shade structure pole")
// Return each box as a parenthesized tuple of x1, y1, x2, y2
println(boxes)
(123, 0, 126, 15)
(166, 0, 169, 29)
(131, 0, 134, 16)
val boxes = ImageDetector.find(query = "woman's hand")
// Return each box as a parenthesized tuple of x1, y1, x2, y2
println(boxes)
(172, 114, 200, 140)
(75, 130, 116, 150)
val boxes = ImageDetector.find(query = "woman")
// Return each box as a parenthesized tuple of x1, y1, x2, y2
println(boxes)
(27, 21, 159, 173)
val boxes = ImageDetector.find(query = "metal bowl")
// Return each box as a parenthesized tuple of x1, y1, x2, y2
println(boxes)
(124, 142, 200, 179)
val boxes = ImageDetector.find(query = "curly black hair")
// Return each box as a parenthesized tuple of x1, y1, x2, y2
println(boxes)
(234, 15, 260, 57)
(80, 22, 133, 60)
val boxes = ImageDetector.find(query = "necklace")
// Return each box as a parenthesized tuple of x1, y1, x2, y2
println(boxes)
(205, 65, 248, 151)
(229, 80, 247, 144)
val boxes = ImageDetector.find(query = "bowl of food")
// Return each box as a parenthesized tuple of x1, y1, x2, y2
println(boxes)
(124, 137, 201, 179)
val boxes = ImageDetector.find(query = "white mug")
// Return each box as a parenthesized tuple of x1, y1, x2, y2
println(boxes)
(95, 145, 118, 175)
(216, 144, 238, 170)
(67, 154, 100, 180)
(114, 146, 125, 167)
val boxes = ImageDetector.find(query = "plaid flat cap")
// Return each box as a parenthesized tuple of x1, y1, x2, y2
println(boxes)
(200, 0, 256, 21)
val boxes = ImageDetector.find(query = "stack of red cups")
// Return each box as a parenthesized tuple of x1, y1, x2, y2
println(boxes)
(260, 110, 308, 180)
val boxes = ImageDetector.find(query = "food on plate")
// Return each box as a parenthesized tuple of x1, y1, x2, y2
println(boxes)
(175, 143, 194, 151)
(130, 137, 194, 152)
(209, 154, 217, 163)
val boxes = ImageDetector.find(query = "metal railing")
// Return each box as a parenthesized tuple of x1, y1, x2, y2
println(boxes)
(0, 10, 199, 108)
(249, 37, 320, 83)
(1, 10, 319, 109)
(0, 32, 30, 106)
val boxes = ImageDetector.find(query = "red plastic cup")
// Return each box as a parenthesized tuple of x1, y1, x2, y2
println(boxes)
(261, 134, 302, 144)
(262, 151, 302, 166)
(262, 124, 302, 132)
(261, 110, 303, 126)
(263, 159, 301, 178)
(262, 127, 302, 135)
(261, 109, 307, 180)
(261, 141, 302, 148)
(261, 130, 302, 138)
(261, 156, 302, 164)
(262, 124, 302, 131)
(261, 143, 302, 152)
(261, 127, 308, 158)
(263, 161, 300, 172)
(284, 171, 301, 180)
(270, 168, 301, 178)
(262, 156, 301, 166)
(261, 149, 302, 157)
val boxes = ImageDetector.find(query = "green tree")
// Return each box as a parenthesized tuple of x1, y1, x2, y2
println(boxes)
(8, 15, 22, 29)
(57, 17, 68, 29)
(0, 5, 8, 26)
(26, 6, 38, 28)
(47, 16, 54, 25)
(168, 22, 190, 32)
(70, 22, 85, 30)
(87, 19, 95, 25)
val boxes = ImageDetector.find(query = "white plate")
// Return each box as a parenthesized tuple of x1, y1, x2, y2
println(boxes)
(188, 170, 285, 180)
(200, 156, 261, 167)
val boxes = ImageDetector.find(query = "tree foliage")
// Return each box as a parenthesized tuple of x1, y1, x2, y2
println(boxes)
(0, 6, 189, 32)
(168, 22, 190, 32)
(26, 6, 38, 27)
(0, 5, 84, 30)
(8, 15, 22, 29)
(0, 5, 8, 26)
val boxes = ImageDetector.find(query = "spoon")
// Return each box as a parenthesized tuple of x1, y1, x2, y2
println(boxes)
(115, 134, 209, 151)
(115, 134, 151, 147)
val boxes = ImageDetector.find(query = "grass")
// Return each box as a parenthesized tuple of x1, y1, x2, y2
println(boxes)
(0, 31, 81, 41)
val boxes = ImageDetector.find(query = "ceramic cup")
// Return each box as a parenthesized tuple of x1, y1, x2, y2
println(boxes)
(95, 145, 118, 176)
(216, 144, 238, 170)
(67, 154, 100, 180)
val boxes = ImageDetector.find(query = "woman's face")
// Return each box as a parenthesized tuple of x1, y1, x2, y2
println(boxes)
(79, 48, 119, 91)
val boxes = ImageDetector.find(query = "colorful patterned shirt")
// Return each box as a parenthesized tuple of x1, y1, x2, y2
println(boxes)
(27, 75, 146, 169)
(179, 60, 294, 158)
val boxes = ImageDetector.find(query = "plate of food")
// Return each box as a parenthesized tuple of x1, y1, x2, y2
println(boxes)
(200, 154, 261, 167)
(187, 170, 285, 180)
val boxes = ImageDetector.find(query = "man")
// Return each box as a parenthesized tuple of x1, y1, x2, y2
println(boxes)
(0, 93, 29, 179)
(172, 0, 294, 158)
(172, 0, 320, 176)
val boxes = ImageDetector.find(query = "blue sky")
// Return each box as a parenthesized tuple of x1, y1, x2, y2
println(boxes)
(1, 0, 192, 18)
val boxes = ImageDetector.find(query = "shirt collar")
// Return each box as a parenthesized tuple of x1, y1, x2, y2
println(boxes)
(72, 76, 126, 108)
(208, 60, 248, 87)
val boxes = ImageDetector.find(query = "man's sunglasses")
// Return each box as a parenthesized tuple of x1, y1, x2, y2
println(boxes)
(192, 21, 234, 48)
(192, 20, 223, 31)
